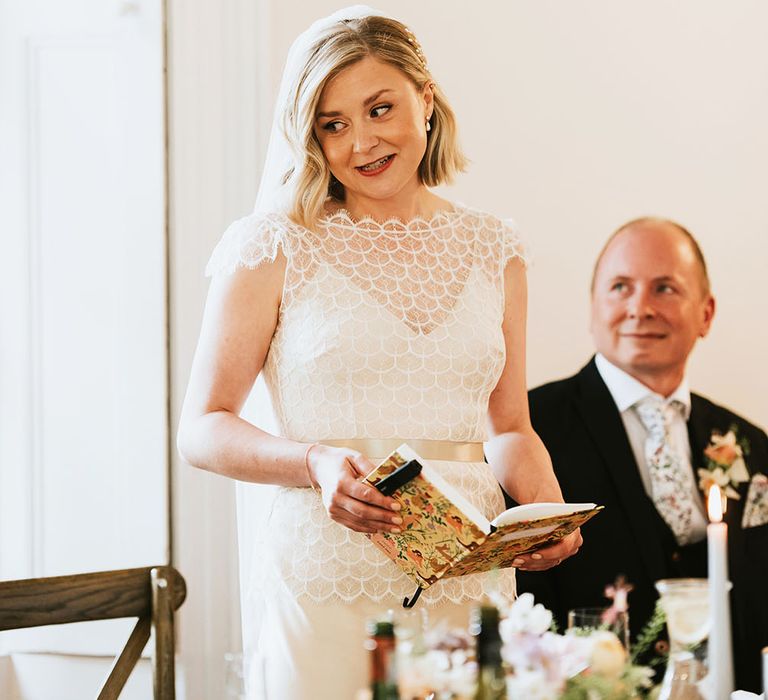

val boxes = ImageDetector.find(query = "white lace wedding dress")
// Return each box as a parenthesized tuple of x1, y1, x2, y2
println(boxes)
(207, 203, 526, 699)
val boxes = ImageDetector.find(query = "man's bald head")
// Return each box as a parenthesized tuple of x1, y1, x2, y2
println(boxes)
(589, 216, 716, 396)
(591, 217, 711, 297)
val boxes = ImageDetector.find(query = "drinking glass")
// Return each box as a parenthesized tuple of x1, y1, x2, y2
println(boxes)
(567, 606, 630, 649)
(655, 579, 710, 653)
(654, 578, 713, 700)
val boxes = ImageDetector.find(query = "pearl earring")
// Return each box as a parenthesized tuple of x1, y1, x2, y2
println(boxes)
(425, 119, 432, 132)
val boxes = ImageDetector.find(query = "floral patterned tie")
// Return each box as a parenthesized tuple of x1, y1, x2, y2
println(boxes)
(634, 397, 696, 546)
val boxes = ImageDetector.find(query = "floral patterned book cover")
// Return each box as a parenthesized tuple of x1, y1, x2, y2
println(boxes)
(442, 507, 602, 579)
(364, 444, 602, 590)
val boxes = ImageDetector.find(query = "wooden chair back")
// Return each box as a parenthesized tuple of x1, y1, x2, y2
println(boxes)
(0, 566, 186, 699)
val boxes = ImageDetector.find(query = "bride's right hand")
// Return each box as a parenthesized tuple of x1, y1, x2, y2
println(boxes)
(306, 445, 403, 534)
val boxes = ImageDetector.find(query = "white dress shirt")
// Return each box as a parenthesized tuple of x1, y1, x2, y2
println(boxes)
(594, 353, 708, 543)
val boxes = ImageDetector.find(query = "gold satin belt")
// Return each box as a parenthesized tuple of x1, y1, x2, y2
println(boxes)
(318, 438, 484, 462)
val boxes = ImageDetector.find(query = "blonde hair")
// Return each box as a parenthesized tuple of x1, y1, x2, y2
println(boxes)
(279, 15, 467, 228)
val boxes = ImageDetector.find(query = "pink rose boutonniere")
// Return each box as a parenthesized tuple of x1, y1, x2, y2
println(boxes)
(698, 426, 751, 501)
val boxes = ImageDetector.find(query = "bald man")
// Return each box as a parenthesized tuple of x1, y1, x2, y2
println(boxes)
(515, 218, 768, 692)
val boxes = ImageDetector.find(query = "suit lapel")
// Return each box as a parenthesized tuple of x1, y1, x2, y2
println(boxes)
(687, 397, 710, 513)
(574, 359, 672, 581)
(688, 396, 745, 532)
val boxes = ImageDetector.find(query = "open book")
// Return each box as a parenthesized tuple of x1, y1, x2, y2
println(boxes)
(364, 445, 602, 606)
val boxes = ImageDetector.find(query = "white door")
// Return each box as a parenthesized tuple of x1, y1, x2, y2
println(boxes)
(0, 0, 167, 662)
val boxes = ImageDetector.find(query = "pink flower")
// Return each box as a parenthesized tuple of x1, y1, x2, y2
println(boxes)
(603, 575, 633, 624)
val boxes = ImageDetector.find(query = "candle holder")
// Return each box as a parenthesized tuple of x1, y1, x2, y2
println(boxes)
(655, 578, 710, 700)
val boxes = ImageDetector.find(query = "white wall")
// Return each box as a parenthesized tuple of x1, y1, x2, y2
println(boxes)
(0, 0, 167, 663)
(167, 0, 263, 697)
(1, 654, 154, 700)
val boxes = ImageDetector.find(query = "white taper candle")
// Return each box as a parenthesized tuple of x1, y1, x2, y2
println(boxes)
(762, 646, 767, 697)
(707, 484, 733, 699)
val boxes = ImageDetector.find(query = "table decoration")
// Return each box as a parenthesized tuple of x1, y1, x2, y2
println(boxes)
(502, 593, 653, 699)
(568, 607, 630, 651)
(654, 578, 709, 700)
(387, 592, 655, 699)
(707, 484, 734, 700)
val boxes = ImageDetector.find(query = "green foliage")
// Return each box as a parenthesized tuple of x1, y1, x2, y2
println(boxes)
(630, 602, 666, 666)
(731, 423, 751, 457)
(560, 663, 654, 699)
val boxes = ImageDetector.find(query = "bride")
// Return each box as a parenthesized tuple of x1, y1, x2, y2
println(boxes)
(177, 6, 581, 698)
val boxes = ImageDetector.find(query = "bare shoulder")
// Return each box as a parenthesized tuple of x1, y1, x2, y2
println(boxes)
(207, 247, 286, 324)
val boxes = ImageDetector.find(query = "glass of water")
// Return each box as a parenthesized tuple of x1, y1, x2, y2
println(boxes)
(567, 606, 630, 649)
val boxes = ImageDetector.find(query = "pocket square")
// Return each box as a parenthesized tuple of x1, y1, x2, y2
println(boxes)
(741, 473, 768, 528)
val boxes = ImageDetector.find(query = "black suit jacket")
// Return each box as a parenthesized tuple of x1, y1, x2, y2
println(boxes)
(515, 358, 768, 692)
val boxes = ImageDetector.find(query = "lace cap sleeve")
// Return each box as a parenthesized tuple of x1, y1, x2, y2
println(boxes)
(205, 212, 289, 277)
(501, 218, 529, 268)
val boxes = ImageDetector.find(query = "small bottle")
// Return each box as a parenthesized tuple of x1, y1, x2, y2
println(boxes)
(471, 603, 506, 700)
(366, 619, 400, 700)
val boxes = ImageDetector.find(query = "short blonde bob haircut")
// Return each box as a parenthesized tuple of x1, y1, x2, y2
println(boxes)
(280, 14, 468, 228)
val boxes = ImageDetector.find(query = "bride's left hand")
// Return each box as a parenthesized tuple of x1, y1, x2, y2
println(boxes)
(511, 528, 582, 571)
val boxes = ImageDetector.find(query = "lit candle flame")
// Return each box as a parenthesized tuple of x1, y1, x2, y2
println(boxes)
(708, 483, 725, 523)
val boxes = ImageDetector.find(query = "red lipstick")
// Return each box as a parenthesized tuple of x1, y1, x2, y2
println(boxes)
(355, 154, 395, 177)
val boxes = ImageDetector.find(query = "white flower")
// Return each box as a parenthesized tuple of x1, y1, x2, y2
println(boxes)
(710, 430, 738, 450)
(505, 668, 561, 700)
(625, 664, 656, 689)
(501, 630, 592, 691)
(502, 593, 553, 635)
(497, 593, 654, 699)
(540, 632, 592, 679)
(587, 630, 627, 679)
(729, 457, 750, 484)
(700, 428, 751, 501)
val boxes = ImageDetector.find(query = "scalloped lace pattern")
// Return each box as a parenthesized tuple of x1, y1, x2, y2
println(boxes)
(208, 205, 525, 605)
(264, 460, 511, 605)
